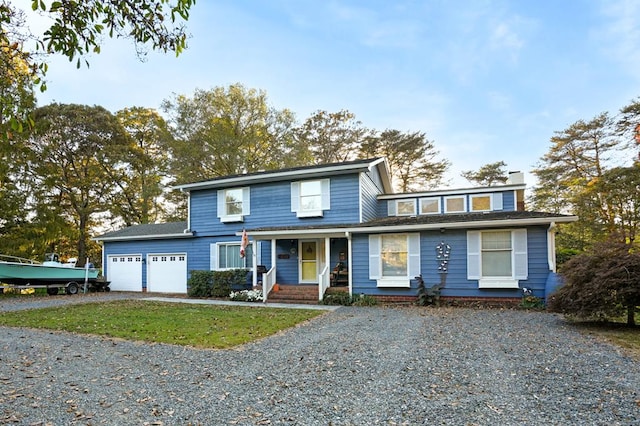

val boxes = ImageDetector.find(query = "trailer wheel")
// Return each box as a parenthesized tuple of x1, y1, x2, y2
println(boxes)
(47, 287, 59, 296)
(65, 282, 79, 295)
(104, 285, 110, 292)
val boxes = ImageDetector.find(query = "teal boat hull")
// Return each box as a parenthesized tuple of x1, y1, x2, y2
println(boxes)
(0, 262, 99, 285)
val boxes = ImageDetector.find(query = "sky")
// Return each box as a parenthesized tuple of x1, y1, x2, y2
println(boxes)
(26, 0, 640, 187)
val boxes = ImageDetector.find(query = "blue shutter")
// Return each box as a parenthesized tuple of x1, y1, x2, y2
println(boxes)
(467, 231, 481, 279)
(408, 233, 421, 278)
(493, 193, 503, 211)
(291, 182, 300, 212)
(217, 190, 224, 218)
(321, 179, 331, 210)
(387, 200, 396, 216)
(242, 187, 251, 216)
(369, 235, 381, 279)
(513, 229, 528, 279)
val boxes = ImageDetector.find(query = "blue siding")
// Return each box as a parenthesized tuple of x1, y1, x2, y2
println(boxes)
(360, 171, 383, 222)
(351, 226, 550, 299)
(502, 190, 515, 211)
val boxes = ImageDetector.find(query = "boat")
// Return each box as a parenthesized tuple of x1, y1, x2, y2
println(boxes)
(0, 253, 100, 295)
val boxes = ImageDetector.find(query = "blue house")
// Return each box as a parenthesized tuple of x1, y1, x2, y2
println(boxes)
(94, 158, 577, 302)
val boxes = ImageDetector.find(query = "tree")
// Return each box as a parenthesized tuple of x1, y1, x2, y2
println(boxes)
(616, 97, 640, 162)
(531, 112, 625, 249)
(0, 0, 195, 136)
(359, 129, 449, 192)
(113, 107, 173, 226)
(461, 161, 508, 186)
(24, 103, 132, 265)
(163, 84, 303, 185)
(296, 110, 370, 165)
(548, 240, 640, 326)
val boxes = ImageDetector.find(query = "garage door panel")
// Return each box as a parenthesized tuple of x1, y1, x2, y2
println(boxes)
(108, 255, 142, 292)
(148, 253, 187, 293)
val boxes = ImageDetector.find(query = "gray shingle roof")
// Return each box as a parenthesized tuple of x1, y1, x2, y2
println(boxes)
(94, 221, 189, 241)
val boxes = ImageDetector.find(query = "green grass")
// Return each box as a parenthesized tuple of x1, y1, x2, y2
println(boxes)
(0, 300, 324, 349)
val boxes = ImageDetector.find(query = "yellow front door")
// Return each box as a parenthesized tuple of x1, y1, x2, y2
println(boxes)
(300, 241, 317, 283)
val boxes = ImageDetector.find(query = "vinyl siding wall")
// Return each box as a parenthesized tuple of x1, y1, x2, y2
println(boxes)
(360, 171, 384, 222)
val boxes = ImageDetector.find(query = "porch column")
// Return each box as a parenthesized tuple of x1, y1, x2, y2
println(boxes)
(252, 238, 258, 288)
(271, 238, 277, 274)
(346, 231, 353, 297)
(324, 237, 331, 274)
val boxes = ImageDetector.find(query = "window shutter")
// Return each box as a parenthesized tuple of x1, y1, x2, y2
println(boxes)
(493, 193, 503, 211)
(513, 229, 528, 279)
(290, 182, 300, 212)
(321, 179, 331, 210)
(467, 231, 481, 279)
(408, 233, 421, 278)
(210, 243, 218, 270)
(369, 235, 381, 279)
(387, 200, 396, 216)
(242, 187, 251, 215)
(217, 190, 224, 218)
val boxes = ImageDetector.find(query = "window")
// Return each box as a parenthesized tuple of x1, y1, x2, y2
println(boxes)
(420, 197, 440, 215)
(369, 233, 420, 287)
(470, 195, 491, 212)
(291, 179, 330, 217)
(467, 229, 528, 288)
(213, 242, 253, 270)
(445, 196, 466, 213)
(217, 187, 250, 223)
(396, 200, 416, 216)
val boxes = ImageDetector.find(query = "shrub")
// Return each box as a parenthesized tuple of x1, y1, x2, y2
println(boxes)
(229, 289, 263, 302)
(320, 292, 379, 306)
(520, 287, 544, 309)
(187, 270, 214, 297)
(351, 294, 378, 306)
(415, 275, 442, 306)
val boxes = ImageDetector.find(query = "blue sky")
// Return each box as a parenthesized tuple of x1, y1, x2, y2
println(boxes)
(33, 0, 640, 187)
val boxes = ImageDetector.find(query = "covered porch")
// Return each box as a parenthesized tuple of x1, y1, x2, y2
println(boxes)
(244, 230, 353, 302)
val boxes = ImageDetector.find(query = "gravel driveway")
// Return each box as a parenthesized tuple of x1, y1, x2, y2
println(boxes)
(1, 294, 638, 425)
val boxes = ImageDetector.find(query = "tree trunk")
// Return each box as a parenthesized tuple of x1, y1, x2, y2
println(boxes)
(627, 304, 636, 326)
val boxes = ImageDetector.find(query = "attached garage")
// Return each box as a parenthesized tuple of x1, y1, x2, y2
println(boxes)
(107, 254, 143, 292)
(147, 253, 187, 293)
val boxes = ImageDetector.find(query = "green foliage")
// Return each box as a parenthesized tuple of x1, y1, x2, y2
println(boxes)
(351, 294, 378, 306)
(548, 240, 640, 326)
(415, 275, 442, 306)
(520, 288, 544, 309)
(556, 248, 581, 269)
(320, 292, 378, 306)
(0, 300, 324, 349)
(461, 161, 509, 187)
(187, 270, 214, 297)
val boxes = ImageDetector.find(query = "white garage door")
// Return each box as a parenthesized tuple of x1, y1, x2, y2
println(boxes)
(147, 253, 187, 293)
(107, 255, 142, 292)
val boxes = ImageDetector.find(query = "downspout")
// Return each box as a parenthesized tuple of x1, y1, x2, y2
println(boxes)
(346, 231, 353, 297)
(547, 222, 557, 272)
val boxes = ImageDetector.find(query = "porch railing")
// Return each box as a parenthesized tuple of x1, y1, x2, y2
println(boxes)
(318, 265, 330, 301)
(262, 266, 276, 303)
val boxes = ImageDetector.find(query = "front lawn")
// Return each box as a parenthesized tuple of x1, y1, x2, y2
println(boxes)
(0, 300, 324, 349)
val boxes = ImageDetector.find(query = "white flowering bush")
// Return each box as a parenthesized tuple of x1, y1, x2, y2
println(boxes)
(229, 289, 264, 302)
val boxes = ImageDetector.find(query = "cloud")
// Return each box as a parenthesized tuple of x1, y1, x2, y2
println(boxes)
(593, 0, 640, 74)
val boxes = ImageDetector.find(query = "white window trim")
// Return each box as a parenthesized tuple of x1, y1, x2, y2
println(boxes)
(467, 229, 528, 289)
(217, 187, 250, 223)
(210, 241, 254, 271)
(369, 233, 420, 288)
(444, 195, 467, 213)
(419, 197, 441, 215)
(291, 179, 330, 218)
(469, 194, 493, 212)
(396, 199, 417, 216)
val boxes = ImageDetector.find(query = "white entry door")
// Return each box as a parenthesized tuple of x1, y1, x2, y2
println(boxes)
(107, 254, 142, 292)
(299, 241, 318, 283)
(147, 253, 187, 293)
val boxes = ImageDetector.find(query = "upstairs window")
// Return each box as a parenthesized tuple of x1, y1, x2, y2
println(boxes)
(291, 179, 330, 217)
(470, 194, 492, 212)
(445, 196, 466, 213)
(217, 187, 250, 223)
(396, 200, 417, 216)
(420, 197, 440, 215)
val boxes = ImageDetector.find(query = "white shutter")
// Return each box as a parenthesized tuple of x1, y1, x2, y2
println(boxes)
(321, 179, 331, 210)
(493, 193, 503, 211)
(369, 235, 381, 279)
(210, 243, 218, 270)
(387, 200, 396, 216)
(290, 182, 300, 212)
(513, 229, 528, 279)
(467, 231, 481, 279)
(217, 190, 225, 218)
(242, 187, 251, 215)
(408, 233, 421, 278)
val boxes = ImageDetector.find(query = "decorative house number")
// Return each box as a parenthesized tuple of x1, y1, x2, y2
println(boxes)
(436, 241, 451, 274)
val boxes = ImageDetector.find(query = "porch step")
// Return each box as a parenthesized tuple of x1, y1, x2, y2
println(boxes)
(267, 284, 319, 304)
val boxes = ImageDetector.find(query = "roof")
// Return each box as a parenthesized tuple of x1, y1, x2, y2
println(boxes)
(172, 157, 393, 193)
(243, 211, 578, 237)
(93, 221, 191, 242)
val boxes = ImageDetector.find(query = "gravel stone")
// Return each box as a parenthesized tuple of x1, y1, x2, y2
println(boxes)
(0, 294, 638, 425)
